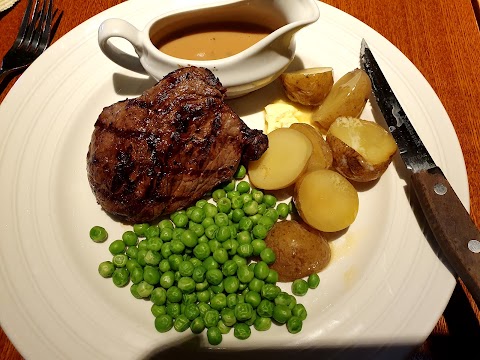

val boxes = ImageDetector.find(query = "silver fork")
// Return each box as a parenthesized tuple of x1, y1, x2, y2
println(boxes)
(0, 0, 54, 83)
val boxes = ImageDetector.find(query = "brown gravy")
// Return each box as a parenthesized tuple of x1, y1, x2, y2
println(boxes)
(153, 22, 271, 61)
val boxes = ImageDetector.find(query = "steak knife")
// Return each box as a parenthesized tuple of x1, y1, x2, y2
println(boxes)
(360, 39, 480, 305)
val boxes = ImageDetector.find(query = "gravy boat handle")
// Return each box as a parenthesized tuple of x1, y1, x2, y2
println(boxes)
(98, 18, 147, 75)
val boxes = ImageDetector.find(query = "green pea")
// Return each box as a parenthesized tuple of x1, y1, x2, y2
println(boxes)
(257, 203, 267, 215)
(241, 193, 253, 204)
(252, 224, 268, 239)
(234, 164, 247, 179)
(257, 299, 274, 318)
(151, 304, 166, 317)
(276, 203, 290, 219)
(166, 286, 182, 303)
(155, 314, 173, 333)
(236, 231, 251, 245)
(260, 247, 276, 264)
(133, 223, 149, 236)
(292, 279, 309, 296)
(231, 196, 244, 211)
(210, 293, 227, 311)
(254, 316, 271, 331)
(223, 239, 239, 256)
(238, 217, 253, 232)
(204, 225, 219, 241)
(236, 180, 250, 194)
(261, 284, 281, 300)
(237, 243, 253, 258)
(145, 225, 160, 239)
(121, 230, 138, 246)
(221, 259, 237, 277)
(243, 200, 259, 216)
(263, 194, 277, 208)
(203, 309, 220, 328)
(203, 256, 219, 270)
(144, 250, 161, 266)
(183, 293, 197, 305)
(232, 254, 247, 268)
(168, 254, 183, 271)
(249, 214, 262, 225)
(192, 265, 207, 283)
(189, 257, 202, 267)
(233, 323, 251, 340)
(203, 203, 218, 218)
(287, 316, 303, 334)
(245, 310, 257, 326)
(245, 291, 261, 308)
(160, 271, 175, 289)
(126, 258, 141, 273)
(248, 278, 264, 293)
(110, 255, 126, 269)
(227, 190, 241, 200)
(234, 302, 253, 321)
(214, 213, 229, 227)
(138, 240, 148, 251)
(160, 227, 173, 242)
(217, 197, 232, 214)
(158, 219, 174, 230)
(196, 199, 208, 208)
(158, 259, 170, 273)
(189, 222, 205, 238)
(308, 273, 320, 289)
(189, 207, 206, 223)
(160, 243, 172, 258)
(201, 217, 215, 229)
(178, 277, 196, 293)
(146, 237, 162, 251)
(98, 261, 115, 278)
(180, 229, 198, 248)
(206, 268, 223, 285)
(190, 317, 205, 334)
(212, 248, 229, 264)
(217, 319, 231, 334)
(172, 213, 189, 228)
(264, 208, 279, 223)
(197, 289, 210, 303)
(143, 265, 160, 285)
(265, 269, 279, 284)
(273, 304, 292, 324)
(109, 240, 126, 255)
(198, 302, 211, 317)
(223, 276, 240, 294)
(137, 281, 154, 298)
(220, 308, 237, 327)
(237, 265, 254, 283)
(292, 304, 307, 320)
(130, 267, 143, 284)
(125, 246, 139, 259)
(150, 287, 167, 305)
(251, 189, 264, 203)
(172, 228, 185, 242)
(274, 292, 291, 306)
(112, 268, 129, 287)
(174, 314, 191, 332)
(223, 180, 236, 192)
(192, 243, 210, 260)
(226, 293, 237, 309)
(216, 226, 231, 242)
(207, 326, 222, 345)
(252, 261, 268, 280)
(212, 189, 227, 201)
(90, 226, 108, 243)
(229, 208, 244, 223)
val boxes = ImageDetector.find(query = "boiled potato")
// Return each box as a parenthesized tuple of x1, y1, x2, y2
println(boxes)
(326, 117, 397, 182)
(294, 169, 359, 232)
(312, 68, 372, 130)
(280, 67, 334, 106)
(290, 123, 333, 171)
(265, 220, 331, 282)
(248, 128, 312, 190)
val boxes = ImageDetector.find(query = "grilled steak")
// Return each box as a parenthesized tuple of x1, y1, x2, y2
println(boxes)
(86, 66, 268, 223)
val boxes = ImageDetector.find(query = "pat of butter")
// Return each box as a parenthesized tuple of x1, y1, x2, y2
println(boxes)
(264, 100, 313, 133)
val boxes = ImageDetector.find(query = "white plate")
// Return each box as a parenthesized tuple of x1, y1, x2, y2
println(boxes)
(0, 0, 468, 359)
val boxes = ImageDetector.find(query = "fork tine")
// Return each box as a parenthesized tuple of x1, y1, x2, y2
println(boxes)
(34, 0, 53, 55)
(14, 0, 35, 47)
(23, 0, 42, 48)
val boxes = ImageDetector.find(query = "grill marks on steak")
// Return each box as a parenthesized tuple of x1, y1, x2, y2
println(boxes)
(87, 67, 268, 223)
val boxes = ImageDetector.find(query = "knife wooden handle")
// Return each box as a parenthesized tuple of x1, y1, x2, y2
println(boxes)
(411, 166, 480, 305)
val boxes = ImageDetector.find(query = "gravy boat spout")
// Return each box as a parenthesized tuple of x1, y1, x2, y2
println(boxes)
(98, 0, 320, 98)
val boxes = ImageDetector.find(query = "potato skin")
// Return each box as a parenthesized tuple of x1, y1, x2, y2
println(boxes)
(326, 117, 397, 182)
(265, 220, 331, 282)
(280, 67, 334, 106)
(326, 134, 393, 182)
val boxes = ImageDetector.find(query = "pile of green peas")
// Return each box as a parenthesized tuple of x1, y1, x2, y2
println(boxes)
(91, 166, 315, 345)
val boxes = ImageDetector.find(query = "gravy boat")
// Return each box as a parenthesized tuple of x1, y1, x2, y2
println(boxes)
(98, 0, 320, 98)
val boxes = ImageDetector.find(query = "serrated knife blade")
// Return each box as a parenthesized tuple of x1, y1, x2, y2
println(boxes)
(360, 39, 480, 306)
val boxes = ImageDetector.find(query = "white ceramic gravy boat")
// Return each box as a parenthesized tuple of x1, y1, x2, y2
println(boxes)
(98, 0, 320, 98)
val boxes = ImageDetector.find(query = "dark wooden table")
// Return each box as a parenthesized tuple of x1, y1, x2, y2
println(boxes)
(1, 0, 480, 358)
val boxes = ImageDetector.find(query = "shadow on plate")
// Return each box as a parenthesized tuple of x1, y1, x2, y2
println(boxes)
(141, 335, 429, 360)
(112, 73, 158, 96)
